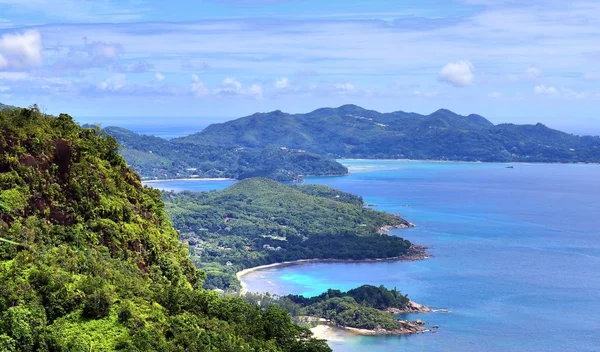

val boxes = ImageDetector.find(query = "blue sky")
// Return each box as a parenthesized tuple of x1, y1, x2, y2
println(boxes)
(0, 0, 599, 134)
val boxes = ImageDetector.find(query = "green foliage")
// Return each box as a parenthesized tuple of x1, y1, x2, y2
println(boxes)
(0, 107, 331, 351)
(285, 285, 409, 310)
(174, 105, 600, 162)
(0, 187, 29, 215)
(247, 285, 411, 332)
(304, 297, 401, 330)
(164, 178, 412, 290)
(102, 126, 348, 181)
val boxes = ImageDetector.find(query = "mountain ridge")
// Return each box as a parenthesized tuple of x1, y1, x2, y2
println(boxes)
(102, 126, 348, 181)
(173, 105, 600, 162)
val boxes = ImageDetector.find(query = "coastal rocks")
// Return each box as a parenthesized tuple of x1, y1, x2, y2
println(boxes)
(378, 221, 415, 234)
(385, 300, 433, 314)
(343, 320, 428, 336)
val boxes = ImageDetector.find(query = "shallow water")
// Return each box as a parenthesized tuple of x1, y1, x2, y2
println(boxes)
(150, 160, 600, 351)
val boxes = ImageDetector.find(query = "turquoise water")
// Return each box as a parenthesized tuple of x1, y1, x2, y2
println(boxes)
(151, 160, 600, 352)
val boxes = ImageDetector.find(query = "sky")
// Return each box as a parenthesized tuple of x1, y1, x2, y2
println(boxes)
(0, 0, 599, 134)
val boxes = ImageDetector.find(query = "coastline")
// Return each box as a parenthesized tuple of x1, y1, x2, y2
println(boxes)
(143, 177, 235, 183)
(338, 158, 600, 166)
(308, 304, 432, 339)
(236, 245, 428, 295)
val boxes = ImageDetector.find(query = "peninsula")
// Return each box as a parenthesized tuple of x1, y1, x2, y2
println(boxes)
(163, 178, 418, 291)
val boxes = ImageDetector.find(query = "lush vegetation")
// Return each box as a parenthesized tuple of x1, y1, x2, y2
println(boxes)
(0, 107, 331, 351)
(174, 105, 600, 162)
(285, 285, 409, 311)
(244, 285, 411, 331)
(304, 297, 402, 330)
(163, 178, 413, 291)
(103, 126, 347, 181)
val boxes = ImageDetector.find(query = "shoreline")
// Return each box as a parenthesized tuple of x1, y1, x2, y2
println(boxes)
(308, 305, 432, 339)
(236, 245, 428, 295)
(337, 158, 600, 165)
(143, 177, 235, 183)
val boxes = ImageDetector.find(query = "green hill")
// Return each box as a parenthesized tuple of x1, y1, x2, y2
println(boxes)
(103, 126, 347, 182)
(173, 105, 600, 162)
(0, 107, 330, 351)
(163, 178, 415, 290)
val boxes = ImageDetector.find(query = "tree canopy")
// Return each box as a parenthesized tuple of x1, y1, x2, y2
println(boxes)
(0, 107, 330, 351)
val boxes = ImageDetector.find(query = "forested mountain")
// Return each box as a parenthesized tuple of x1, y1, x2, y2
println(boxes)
(0, 102, 15, 110)
(163, 178, 415, 290)
(174, 105, 600, 162)
(0, 107, 330, 351)
(103, 126, 347, 181)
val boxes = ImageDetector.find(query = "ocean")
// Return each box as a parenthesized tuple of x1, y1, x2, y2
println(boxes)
(149, 160, 600, 352)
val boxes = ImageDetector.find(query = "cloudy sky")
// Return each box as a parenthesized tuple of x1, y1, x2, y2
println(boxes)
(0, 0, 599, 134)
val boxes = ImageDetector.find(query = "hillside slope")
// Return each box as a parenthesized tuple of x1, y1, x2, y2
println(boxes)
(0, 107, 330, 351)
(174, 105, 600, 162)
(163, 178, 415, 290)
(104, 126, 347, 181)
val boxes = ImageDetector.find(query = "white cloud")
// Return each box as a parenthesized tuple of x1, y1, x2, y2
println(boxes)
(191, 74, 209, 96)
(214, 77, 263, 99)
(413, 90, 439, 98)
(525, 66, 542, 78)
(0, 86, 10, 92)
(534, 85, 559, 96)
(275, 77, 289, 89)
(438, 60, 474, 87)
(98, 74, 126, 91)
(222, 77, 243, 90)
(508, 66, 543, 81)
(83, 38, 123, 61)
(488, 91, 504, 99)
(247, 84, 263, 99)
(562, 88, 590, 100)
(155, 72, 165, 81)
(334, 83, 355, 91)
(0, 30, 43, 69)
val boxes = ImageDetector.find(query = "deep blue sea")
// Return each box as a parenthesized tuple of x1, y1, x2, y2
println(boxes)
(149, 160, 600, 352)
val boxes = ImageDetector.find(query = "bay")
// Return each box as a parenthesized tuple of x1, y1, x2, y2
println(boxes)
(151, 160, 600, 352)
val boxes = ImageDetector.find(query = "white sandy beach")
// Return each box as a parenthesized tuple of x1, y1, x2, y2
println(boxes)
(309, 325, 348, 342)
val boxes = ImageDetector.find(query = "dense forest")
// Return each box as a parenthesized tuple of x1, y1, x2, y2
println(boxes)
(103, 126, 347, 181)
(0, 106, 330, 351)
(163, 179, 414, 290)
(174, 105, 600, 162)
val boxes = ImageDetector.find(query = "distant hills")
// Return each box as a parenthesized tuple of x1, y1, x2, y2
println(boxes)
(103, 126, 348, 181)
(174, 105, 600, 163)
(0, 102, 15, 110)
